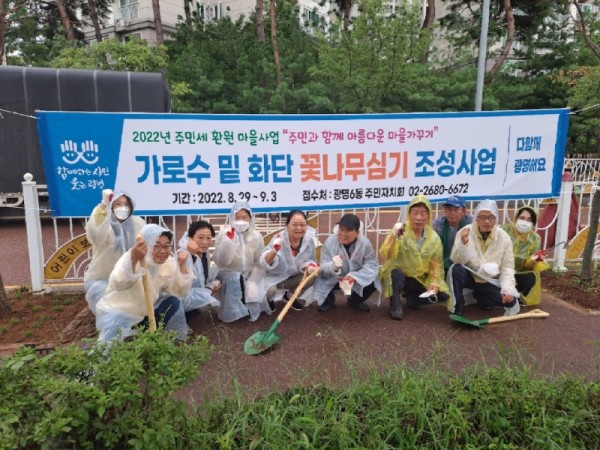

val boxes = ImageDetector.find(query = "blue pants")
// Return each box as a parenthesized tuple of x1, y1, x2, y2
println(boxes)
(138, 296, 181, 330)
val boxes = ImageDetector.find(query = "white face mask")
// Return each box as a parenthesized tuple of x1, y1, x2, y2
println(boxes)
(113, 206, 131, 221)
(515, 219, 533, 234)
(232, 220, 250, 233)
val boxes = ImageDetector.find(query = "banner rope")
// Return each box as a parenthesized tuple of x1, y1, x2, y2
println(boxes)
(0, 108, 39, 120)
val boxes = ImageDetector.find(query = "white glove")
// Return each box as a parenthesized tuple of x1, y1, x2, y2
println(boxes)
(392, 222, 404, 237)
(332, 255, 343, 271)
(207, 279, 221, 290)
(273, 234, 283, 252)
(306, 263, 318, 274)
(101, 189, 113, 207)
(223, 225, 235, 240)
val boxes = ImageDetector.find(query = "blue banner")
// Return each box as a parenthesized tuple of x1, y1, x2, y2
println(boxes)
(36, 109, 570, 217)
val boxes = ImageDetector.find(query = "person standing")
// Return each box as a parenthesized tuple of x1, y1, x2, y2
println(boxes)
(84, 189, 145, 315)
(432, 195, 472, 274)
(313, 213, 380, 313)
(448, 199, 520, 317)
(380, 195, 450, 320)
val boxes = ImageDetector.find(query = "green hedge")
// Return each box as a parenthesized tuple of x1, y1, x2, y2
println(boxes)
(1, 332, 599, 449)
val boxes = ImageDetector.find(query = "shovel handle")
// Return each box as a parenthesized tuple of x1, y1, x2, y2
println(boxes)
(136, 234, 157, 332)
(487, 308, 549, 324)
(276, 267, 320, 322)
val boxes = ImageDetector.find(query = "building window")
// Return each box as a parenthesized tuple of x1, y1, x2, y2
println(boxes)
(124, 32, 142, 41)
(120, 0, 139, 21)
(196, 2, 206, 21)
(213, 3, 222, 19)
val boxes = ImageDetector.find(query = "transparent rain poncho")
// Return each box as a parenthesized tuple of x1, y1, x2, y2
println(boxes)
(379, 195, 449, 306)
(213, 201, 264, 322)
(311, 220, 381, 306)
(84, 190, 145, 315)
(177, 232, 220, 311)
(501, 206, 548, 305)
(245, 225, 318, 320)
(95, 224, 192, 343)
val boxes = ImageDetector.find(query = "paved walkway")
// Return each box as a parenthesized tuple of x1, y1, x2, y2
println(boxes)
(183, 291, 600, 401)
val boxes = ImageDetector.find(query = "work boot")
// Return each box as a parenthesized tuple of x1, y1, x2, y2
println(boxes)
(453, 303, 464, 316)
(318, 294, 335, 313)
(389, 295, 403, 320)
(389, 308, 403, 320)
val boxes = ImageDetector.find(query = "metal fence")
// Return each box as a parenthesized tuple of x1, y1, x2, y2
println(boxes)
(22, 159, 600, 291)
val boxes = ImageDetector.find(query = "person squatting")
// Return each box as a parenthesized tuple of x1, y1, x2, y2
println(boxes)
(86, 191, 548, 343)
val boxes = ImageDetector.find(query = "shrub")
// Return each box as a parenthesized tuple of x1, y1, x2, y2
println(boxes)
(0, 331, 211, 449)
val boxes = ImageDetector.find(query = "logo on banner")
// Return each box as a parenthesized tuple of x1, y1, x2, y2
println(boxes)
(60, 140, 100, 165)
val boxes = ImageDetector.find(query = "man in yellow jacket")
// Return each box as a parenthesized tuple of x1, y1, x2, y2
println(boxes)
(380, 195, 449, 320)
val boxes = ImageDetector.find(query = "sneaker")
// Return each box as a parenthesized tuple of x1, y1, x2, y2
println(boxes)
(504, 301, 521, 317)
(348, 299, 370, 312)
(318, 295, 335, 313)
(291, 299, 303, 311)
(268, 300, 276, 312)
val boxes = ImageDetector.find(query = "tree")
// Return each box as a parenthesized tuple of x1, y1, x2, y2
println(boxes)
(310, 0, 431, 112)
(50, 37, 169, 71)
(152, 0, 164, 44)
(269, 0, 280, 85)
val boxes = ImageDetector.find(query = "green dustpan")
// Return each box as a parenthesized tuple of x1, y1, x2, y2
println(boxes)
(450, 308, 550, 329)
(244, 268, 320, 355)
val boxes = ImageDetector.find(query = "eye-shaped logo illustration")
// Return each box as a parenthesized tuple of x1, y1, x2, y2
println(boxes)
(60, 140, 100, 165)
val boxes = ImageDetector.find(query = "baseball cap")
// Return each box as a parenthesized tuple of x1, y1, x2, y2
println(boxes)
(444, 195, 466, 208)
(337, 213, 360, 231)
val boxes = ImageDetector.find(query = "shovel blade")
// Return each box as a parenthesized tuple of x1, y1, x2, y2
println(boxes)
(450, 314, 488, 329)
(244, 330, 281, 355)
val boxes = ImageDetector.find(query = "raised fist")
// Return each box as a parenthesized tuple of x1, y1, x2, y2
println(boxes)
(273, 234, 283, 252)
(223, 225, 235, 240)
(460, 228, 470, 245)
(332, 255, 343, 271)
(101, 189, 114, 207)
(392, 222, 404, 238)
(306, 263, 318, 274)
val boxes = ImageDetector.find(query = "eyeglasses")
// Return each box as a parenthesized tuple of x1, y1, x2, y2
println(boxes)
(476, 215, 496, 222)
(153, 244, 172, 252)
(290, 223, 308, 229)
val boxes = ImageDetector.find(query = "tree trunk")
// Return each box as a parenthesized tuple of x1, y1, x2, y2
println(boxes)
(581, 179, 600, 281)
(421, 0, 435, 30)
(55, 0, 76, 40)
(87, 0, 103, 42)
(343, 0, 351, 32)
(0, 0, 6, 65)
(152, 0, 164, 45)
(0, 272, 11, 318)
(270, 0, 280, 85)
(256, 0, 265, 44)
(571, 0, 600, 60)
(488, 0, 514, 79)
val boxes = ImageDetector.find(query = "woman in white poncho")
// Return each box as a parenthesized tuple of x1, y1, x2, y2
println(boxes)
(177, 220, 221, 314)
(84, 189, 145, 315)
(246, 210, 318, 320)
(213, 201, 264, 322)
(95, 224, 192, 343)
